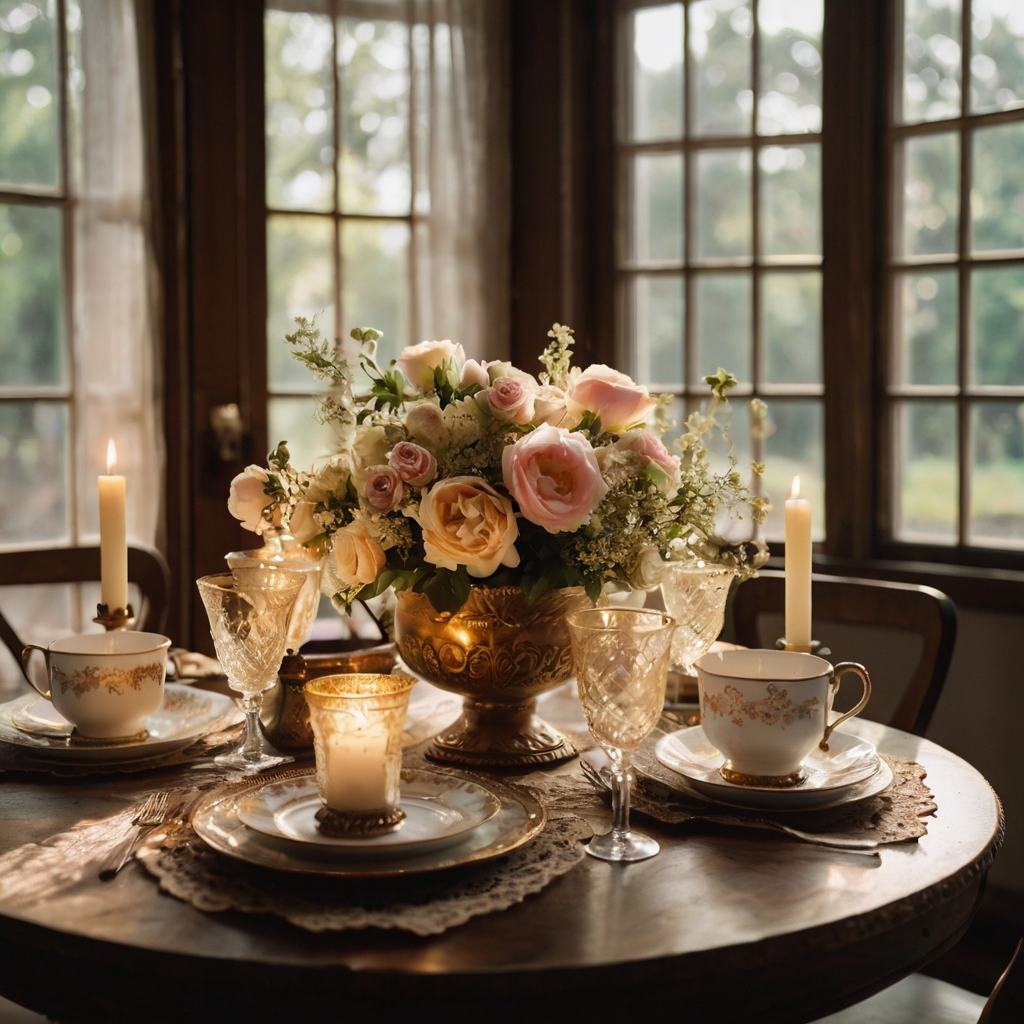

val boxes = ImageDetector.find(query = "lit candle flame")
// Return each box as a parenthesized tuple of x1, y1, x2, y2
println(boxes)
(789, 474, 801, 500)
(106, 439, 117, 476)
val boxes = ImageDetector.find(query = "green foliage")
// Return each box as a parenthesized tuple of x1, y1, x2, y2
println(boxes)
(285, 315, 351, 387)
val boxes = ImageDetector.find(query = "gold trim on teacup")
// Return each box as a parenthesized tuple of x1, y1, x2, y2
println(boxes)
(703, 683, 821, 728)
(52, 661, 165, 698)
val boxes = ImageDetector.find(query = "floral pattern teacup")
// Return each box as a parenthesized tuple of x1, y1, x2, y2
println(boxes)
(21, 632, 171, 739)
(694, 649, 871, 784)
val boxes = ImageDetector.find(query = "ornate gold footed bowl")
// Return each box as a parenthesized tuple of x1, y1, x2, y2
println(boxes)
(394, 586, 591, 768)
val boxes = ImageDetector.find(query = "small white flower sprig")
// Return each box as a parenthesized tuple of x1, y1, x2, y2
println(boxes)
(227, 318, 769, 615)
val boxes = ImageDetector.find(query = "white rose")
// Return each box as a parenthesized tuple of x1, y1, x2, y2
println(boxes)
(228, 465, 276, 534)
(395, 340, 466, 392)
(350, 424, 390, 482)
(405, 399, 449, 450)
(331, 520, 387, 588)
(631, 547, 668, 590)
(532, 384, 568, 426)
(459, 358, 490, 389)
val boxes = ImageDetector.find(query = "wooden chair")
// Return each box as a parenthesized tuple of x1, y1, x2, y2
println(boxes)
(732, 570, 957, 736)
(0, 545, 170, 680)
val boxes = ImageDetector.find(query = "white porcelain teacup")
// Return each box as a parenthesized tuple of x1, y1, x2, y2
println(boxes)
(21, 632, 171, 739)
(694, 649, 872, 784)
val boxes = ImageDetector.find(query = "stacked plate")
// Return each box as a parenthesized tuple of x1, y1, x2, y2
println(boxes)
(654, 725, 890, 811)
(191, 768, 546, 877)
(0, 684, 237, 765)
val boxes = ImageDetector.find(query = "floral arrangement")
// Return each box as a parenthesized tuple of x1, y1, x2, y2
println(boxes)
(228, 320, 768, 614)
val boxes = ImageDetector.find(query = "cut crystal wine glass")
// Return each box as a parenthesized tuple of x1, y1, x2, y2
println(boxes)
(566, 607, 676, 862)
(197, 566, 304, 772)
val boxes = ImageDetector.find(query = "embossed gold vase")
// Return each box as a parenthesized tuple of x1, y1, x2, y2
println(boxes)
(395, 586, 591, 768)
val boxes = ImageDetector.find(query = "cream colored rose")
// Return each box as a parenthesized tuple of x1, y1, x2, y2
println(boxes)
(228, 465, 276, 534)
(287, 500, 320, 544)
(395, 339, 466, 392)
(405, 399, 449, 450)
(532, 384, 568, 426)
(459, 358, 490, 389)
(415, 476, 520, 577)
(350, 424, 391, 482)
(331, 520, 387, 588)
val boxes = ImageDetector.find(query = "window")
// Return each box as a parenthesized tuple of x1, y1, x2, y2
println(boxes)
(618, 0, 824, 541)
(888, 0, 1024, 550)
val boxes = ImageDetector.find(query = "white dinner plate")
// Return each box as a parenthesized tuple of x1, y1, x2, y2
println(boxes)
(234, 769, 501, 857)
(0, 684, 238, 763)
(655, 725, 890, 811)
(192, 767, 546, 877)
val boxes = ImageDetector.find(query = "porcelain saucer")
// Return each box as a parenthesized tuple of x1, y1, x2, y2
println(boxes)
(234, 769, 501, 858)
(0, 684, 237, 763)
(655, 725, 890, 810)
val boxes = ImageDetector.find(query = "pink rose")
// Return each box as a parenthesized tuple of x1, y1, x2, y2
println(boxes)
(459, 359, 489, 389)
(389, 441, 436, 487)
(332, 520, 386, 587)
(395, 339, 466, 392)
(228, 465, 277, 534)
(364, 465, 404, 512)
(415, 476, 520, 577)
(502, 424, 609, 534)
(566, 364, 656, 432)
(482, 377, 535, 424)
(628, 431, 682, 493)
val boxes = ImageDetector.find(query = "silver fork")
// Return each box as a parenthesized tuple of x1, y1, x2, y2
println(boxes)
(98, 791, 171, 880)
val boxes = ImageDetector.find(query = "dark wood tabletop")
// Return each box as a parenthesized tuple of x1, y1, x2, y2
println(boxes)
(0, 688, 1003, 1024)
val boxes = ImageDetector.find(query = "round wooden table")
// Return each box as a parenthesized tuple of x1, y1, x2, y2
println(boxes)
(0, 701, 1002, 1024)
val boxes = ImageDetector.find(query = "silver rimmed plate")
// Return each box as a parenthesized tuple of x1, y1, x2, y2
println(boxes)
(0, 684, 237, 764)
(234, 770, 501, 858)
(655, 725, 890, 811)
(192, 767, 546, 877)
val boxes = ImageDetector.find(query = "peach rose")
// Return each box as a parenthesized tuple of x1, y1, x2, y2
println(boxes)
(395, 339, 466, 392)
(388, 441, 436, 487)
(627, 431, 682, 493)
(364, 465, 404, 512)
(502, 424, 609, 534)
(288, 500, 320, 544)
(415, 476, 520, 577)
(331, 520, 387, 588)
(482, 377, 535, 424)
(566, 364, 656, 432)
(228, 466, 277, 534)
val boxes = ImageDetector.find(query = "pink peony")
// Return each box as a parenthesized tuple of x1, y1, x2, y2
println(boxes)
(566, 364, 656, 432)
(502, 424, 609, 534)
(395, 340, 465, 392)
(483, 377, 536, 424)
(388, 441, 437, 487)
(364, 465, 404, 512)
(415, 476, 520, 577)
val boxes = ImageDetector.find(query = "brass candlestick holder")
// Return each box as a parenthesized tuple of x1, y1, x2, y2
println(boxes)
(776, 638, 830, 657)
(94, 603, 136, 632)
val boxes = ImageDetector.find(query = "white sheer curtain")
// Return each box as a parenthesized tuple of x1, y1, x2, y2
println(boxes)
(72, 0, 162, 550)
(409, 0, 510, 360)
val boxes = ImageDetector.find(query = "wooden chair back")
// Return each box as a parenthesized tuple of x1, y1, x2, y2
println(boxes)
(0, 545, 171, 678)
(732, 570, 957, 736)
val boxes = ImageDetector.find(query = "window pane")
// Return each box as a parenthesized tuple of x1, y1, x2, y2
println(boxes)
(269, 396, 336, 472)
(341, 218, 409, 367)
(971, 265, 1024, 387)
(265, 9, 335, 213)
(0, 1, 59, 191)
(689, 0, 752, 137)
(0, 401, 69, 544)
(761, 399, 823, 542)
(630, 152, 683, 263)
(0, 203, 63, 388)
(902, 0, 963, 124)
(971, 122, 1024, 252)
(267, 214, 335, 391)
(630, 4, 684, 141)
(895, 270, 958, 386)
(760, 143, 821, 258)
(339, 16, 410, 216)
(694, 271, 751, 383)
(899, 131, 959, 258)
(633, 274, 684, 386)
(694, 148, 751, 260)
(970, 0, 1024, 114)
(971, 401, 1024, 546)
(757, 0, 823, 135)
(895, 401, 958, 543)
(763, 271, 821, 385)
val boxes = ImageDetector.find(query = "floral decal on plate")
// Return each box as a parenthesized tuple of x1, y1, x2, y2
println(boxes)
(703, 683, 820, 728)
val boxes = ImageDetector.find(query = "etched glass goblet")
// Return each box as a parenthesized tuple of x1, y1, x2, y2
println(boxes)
(197, 566, 304, 772)
(566, 607, 676, 862)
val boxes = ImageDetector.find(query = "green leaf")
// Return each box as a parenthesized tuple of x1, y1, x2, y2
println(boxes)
(704, 367, 739, 400)
(584, 576, 603, 605)
(418, 566, 472, 615)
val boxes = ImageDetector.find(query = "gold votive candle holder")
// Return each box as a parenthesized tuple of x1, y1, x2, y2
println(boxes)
(303, 674, 414, 838)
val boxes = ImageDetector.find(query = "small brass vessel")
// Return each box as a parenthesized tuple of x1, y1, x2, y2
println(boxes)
(259, 643, 398, 751)
(394, 586, 591, 768)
